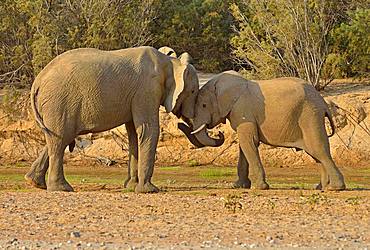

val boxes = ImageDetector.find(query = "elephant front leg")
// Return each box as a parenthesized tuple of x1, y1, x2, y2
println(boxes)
(124, 121, 139, 190)
(134, 121, 160, 193)
(237, 123, 269, 190)
(233, 147, 251, 189)
(25, 146, 49, 189)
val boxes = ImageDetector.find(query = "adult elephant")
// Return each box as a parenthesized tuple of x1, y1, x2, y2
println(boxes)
(25, 46, 199, 193)
(179, 71, 345, 191)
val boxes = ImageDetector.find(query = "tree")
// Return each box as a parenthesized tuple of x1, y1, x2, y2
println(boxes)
(327, 7, 370, 79)
(230, 0, 348, 90)
(0, 0, 157, 87)
(151, 0, 239, 72)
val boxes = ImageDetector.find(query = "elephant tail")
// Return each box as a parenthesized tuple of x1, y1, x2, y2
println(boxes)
(31, 86, 53, 136)
(325, 110, 335, 137)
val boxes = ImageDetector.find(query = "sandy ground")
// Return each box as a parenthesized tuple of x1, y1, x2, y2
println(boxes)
(0, 163, 369, 250)
(1, 189, 370, 250)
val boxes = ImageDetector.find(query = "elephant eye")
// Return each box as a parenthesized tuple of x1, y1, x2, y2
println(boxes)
(202, 104, 206, 108)
(191, 90, 195, 93)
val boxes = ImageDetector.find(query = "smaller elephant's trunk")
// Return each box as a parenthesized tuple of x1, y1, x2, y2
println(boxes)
(178, 123, 205, 148)
(178, 122, 224, 148)
(194, 126, 225, 147)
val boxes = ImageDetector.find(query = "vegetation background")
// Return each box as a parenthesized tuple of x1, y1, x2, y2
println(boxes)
(0, 0, 369, 90)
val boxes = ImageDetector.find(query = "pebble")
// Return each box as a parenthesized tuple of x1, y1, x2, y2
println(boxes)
(9, 238, 18, 245)
(70, 231, 81, 238)
(180, 241, 188, 246)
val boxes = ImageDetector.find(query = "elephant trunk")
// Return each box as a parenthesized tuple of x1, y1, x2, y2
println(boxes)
(193, 125, 225, 147)
(178, 123, 205, 148)
(178, 122, 224, 148)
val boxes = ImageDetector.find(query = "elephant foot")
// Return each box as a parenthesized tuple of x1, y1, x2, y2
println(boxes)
(315, 182, 330, 190)
(253, 182, 270, 190)
(325, 183, 346, 191)
(24, 172, 47, 190)
(233, 179, 251, 189)
(135, 182, 159, 193)
(124, 178, 138, 190)
(47, 180, 74, 192)
(315, 183, 323, 190)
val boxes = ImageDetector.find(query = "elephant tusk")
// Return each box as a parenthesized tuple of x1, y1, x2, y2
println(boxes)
(191, 124, 206, 134)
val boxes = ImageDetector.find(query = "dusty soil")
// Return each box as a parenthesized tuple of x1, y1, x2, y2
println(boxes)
(1, 164, 370, 249)
(1, 187, 370, 249)
(0, 77, 369, 249)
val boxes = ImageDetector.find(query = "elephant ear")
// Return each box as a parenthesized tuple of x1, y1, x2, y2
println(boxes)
(214, 73, 245, 119)
(158, 46, 177, 58)
(164, 61, 187, 113)
(178, 52, 193, 65)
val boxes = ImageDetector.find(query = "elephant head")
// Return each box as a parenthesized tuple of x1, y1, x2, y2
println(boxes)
(179, 71, 245, 147)
(163, 55, 199, 121)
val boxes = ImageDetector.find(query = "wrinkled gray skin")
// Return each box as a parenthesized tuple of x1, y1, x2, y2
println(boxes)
(25, 46, 199, 193)
(180, 71, 345, 190)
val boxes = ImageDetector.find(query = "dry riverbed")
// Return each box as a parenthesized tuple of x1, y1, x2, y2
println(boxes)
(0, 165, 369, 249)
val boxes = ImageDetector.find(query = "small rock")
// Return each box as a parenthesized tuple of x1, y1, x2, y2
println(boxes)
(249, 243, 258, 248)
(180, 241, 188, 246)
(202, 240, 212, 246)
(86, 243, 92, 247)
(8, 238, 18, 245)
(67, 240, 73, 244)
(70, 231, 81, 238)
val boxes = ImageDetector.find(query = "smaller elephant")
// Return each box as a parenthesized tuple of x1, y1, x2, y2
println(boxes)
(179, 71, 345, 190)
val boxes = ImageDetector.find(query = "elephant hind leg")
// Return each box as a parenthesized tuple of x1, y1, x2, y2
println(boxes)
(25, 146, 49, 189)
(45, 136, 74, 192)
(123, 121, 139, 190)
(302, 125, 345, 191)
